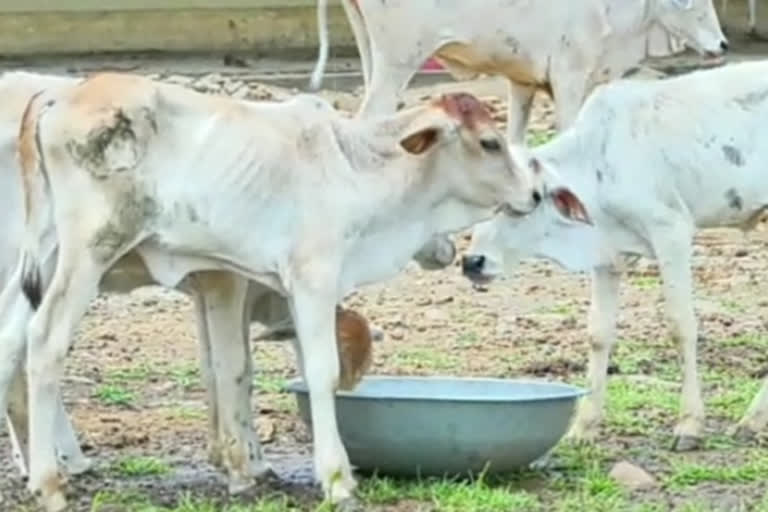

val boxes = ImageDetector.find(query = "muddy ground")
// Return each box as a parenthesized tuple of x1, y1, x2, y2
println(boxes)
(3, 44, 768, 512)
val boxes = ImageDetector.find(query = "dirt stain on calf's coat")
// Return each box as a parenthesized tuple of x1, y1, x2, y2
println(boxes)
(66, 107, 156, 179)
(90, 193, 159, 263)
(726, 188, 744, 211)
(722, 145, 745, 167)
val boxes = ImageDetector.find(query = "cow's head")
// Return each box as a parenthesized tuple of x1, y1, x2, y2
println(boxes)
(652, 0, 728, 58)
(460, 159, 596, 285)
(397, 93, 544, 230)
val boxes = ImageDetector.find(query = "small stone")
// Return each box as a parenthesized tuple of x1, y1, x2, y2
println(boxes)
(257, 418, 276, 444)
(609, 461, 656, 491)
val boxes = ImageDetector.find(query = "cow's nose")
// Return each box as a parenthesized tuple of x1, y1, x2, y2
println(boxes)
(720, 40, 729, 52)
(461, 254, 486, 276)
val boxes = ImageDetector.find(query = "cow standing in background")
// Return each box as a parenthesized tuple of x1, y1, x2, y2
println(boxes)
(311, 0, 728, 141)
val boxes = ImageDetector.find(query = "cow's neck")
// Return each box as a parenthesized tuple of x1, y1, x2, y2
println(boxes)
(535, 128, 600, 212)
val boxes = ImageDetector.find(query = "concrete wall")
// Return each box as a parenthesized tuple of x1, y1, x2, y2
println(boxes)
(0, 0, 355, 57)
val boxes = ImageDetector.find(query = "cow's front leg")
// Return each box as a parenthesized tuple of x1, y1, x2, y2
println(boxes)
(290, 282, 357, 507)
(566, 264, 621, 443)
(653, 226, 704, 451)
(196, 272, 270, 494)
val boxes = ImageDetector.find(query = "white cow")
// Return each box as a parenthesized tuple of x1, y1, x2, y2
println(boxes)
(11, 73, 545, 511)
(311, 0, 728, 142)
(461, 59, 768, 451)
(0, 71, 454, 497)
(721, 0, 758, 35)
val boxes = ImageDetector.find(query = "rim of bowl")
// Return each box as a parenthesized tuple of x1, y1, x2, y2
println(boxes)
(283, 375, 590, 403)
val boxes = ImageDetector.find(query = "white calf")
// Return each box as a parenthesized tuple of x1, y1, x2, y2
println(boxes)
(463, 59, 768, 450)
(14, 73, 543, 510)
(0, 70, 452, 496)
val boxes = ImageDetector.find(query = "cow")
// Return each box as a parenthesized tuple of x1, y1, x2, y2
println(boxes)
(721, 0, 758, 36)
(460, 59, 768, 452)
(10, 72, 546, 511)
(0, 71, 456, 497)
(310, 0, 728, 142)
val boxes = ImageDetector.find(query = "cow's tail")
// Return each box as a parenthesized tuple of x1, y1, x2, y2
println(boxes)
(309, 0, 330, 90)
(17, 89, 57, 310)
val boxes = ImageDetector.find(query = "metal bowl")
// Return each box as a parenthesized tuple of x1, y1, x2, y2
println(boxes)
(284, 375, 588, 477)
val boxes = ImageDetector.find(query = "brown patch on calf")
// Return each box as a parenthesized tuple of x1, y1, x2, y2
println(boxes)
(17, 90, 50, 219)
(336, 306, 373, 391)
(434, 92, 494, 130)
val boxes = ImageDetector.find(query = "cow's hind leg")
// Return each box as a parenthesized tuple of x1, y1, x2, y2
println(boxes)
(26, 246, 109, 512)
(188, 287, 224, 470)
(193, 271, 270, 494)
(731, 379, 768, 441)
(7, 367, 92, 478)
(651, 223, 704, 451)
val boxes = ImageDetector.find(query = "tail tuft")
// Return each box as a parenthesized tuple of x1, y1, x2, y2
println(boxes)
(21, 257, 42, 310)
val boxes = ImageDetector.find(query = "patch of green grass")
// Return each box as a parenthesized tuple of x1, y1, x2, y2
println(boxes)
(254, 375, 288, 394)
(111, 456, 172, 477)
(107, 364, 154, 381)
(169, 406, 207, 420)
(720, 299, 747, 314)
(91, 490, 152, 511)
(168, 364, 201, 391)
(630, 275, 661, 290)
(707, 373, 760, 421)
(526, 130, 555, 148)
(720, 334, 768, 349)
(360, 475, 541, 511)
(666, 454, 768, 488)
(535, 303, 575, 316)
(393, 347, 459, 371)
(456, 331, 480, 347)
(605, 377, 678, 435)
(91, 491, 304, 512)
(94, 384, 135, 407)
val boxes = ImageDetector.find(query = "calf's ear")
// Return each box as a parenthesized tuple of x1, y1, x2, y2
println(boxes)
(551, 187, 592, 225)
(400, 127, 440, 155)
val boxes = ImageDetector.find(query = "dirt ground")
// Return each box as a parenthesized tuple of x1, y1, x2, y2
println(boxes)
(4, 43, 768, 511)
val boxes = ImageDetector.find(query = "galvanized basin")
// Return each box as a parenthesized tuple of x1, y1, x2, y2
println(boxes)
(285, 375, 588, 477)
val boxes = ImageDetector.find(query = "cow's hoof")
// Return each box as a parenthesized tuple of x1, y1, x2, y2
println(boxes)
(671, 434, 702, 452)
(40, 491, 67, 512)
(729, 424, 758, 443)
(227, 476, 256, 496)
(61, 455, 94, 476)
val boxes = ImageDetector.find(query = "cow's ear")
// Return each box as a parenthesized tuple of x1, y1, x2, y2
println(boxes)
(400, 127, 440, 155)
(551, 187, 592, 225)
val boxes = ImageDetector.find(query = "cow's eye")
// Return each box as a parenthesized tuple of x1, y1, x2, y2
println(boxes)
(480, 138, 502, 152)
